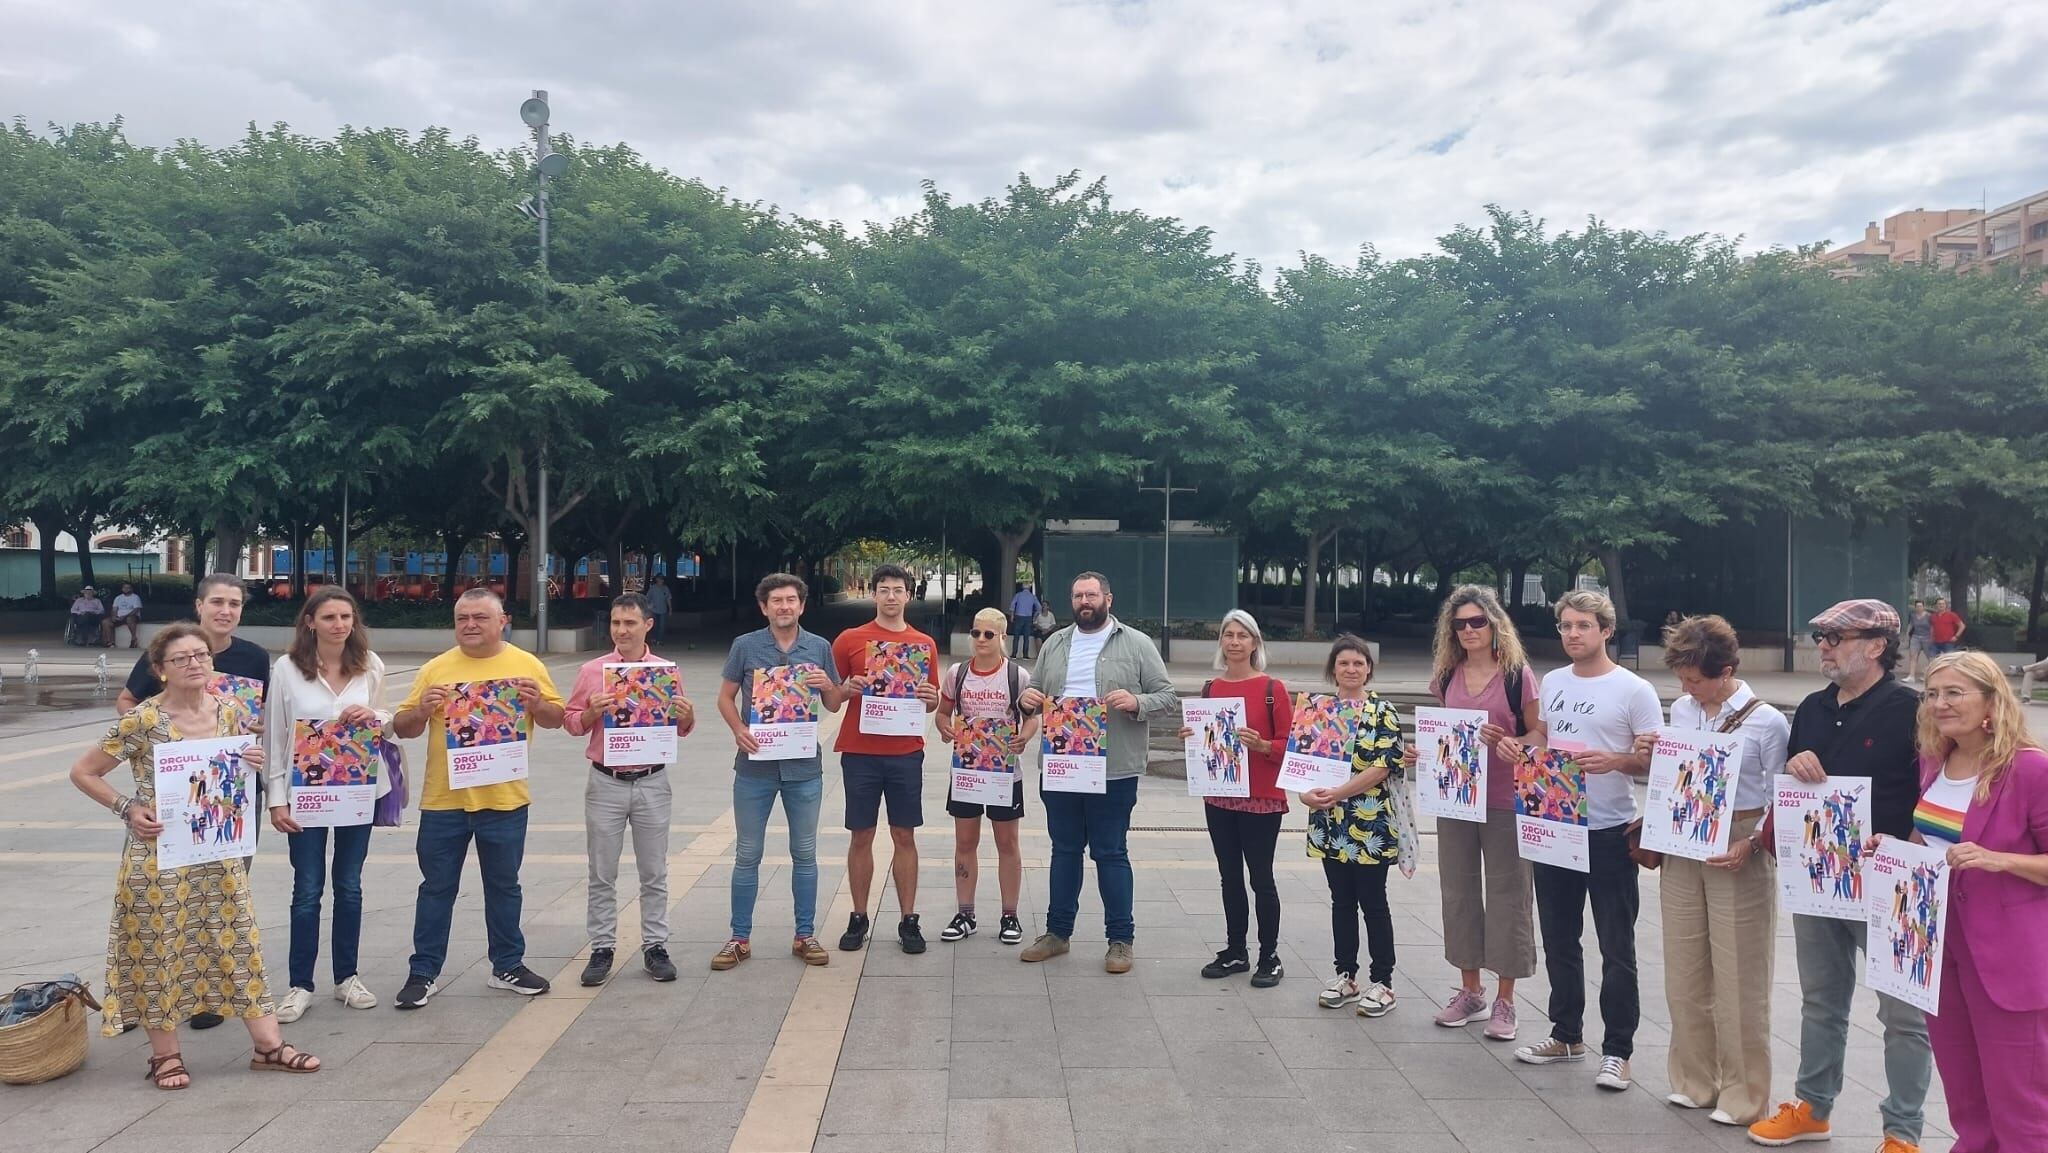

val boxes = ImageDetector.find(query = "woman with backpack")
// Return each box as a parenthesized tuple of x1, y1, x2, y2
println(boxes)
(1410, 585, 1543, 1040)
(935, 607, 1041, 945)
(1183, 610, 1294, 987)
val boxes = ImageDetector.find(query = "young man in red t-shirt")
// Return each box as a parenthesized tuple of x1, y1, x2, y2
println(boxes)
(831, 564, 941, 952)
(1930, 597, 1965, 654)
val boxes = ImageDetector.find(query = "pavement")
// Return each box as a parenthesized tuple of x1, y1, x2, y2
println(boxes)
(0, 629, 1955, 1152)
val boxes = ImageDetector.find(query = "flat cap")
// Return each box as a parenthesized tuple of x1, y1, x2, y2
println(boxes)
(1809, 598, 1901, 635)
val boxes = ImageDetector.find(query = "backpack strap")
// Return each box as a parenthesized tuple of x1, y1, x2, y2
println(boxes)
(1201, 679, 1214, 698)
(1504, 666, 1528, 737)
(1006, 661, 1023, 727)
(950, 662, 971, 709)
(1717, 698, 1765, 735)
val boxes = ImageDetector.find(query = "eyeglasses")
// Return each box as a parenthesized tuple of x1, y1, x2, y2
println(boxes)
(1451, 616, 1490, 632)
(164, 652, 214, 668)
(968, 629, 1001, 640)
(1810, 629, 1871, 647)
(1924, 687, 1990, 705)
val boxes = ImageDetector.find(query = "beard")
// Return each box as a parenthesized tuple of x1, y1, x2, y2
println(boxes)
(1073, 604, 1107, 629)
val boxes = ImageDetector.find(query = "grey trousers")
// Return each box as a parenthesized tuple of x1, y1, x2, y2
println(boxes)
(1791, 912, 1931, 1142)
(585, 766, 673, 950)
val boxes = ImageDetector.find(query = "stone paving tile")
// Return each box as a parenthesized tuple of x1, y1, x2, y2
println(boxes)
(1289, 1067, 1454, 1131)
(1384, 1041, 1543, 1101)
(627, 1039, 775, 1101)
(1167, 1040, 1299, 1098)
(818, 1068, 952, 1135)
(1146, 990, 1267, 1044)
(846, 974, 955, 1021)
(1064, 1066, 1197, 1133)
(838, 1012, 952, 1069)
(947, 1096, 1079, 1153)
(312, 1039, 476, 1100)
(1256, 1012, 1394, 1067)
(953, 992, 1059, 1043)
(470, 1067, 637, 1137)
(230, 1098, 418, 1153)
(950, 1038, 1069, 1099)
(1054, 1015, 1174, 1069)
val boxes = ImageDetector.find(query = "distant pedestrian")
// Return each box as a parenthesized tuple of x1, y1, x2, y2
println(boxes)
(1931, 597, 1966, 654)
(645, 575, 673, 643)
(1009, 584, 1043, 658)
(1905, 599, 1934, 683)
(109, 583, 144, 648)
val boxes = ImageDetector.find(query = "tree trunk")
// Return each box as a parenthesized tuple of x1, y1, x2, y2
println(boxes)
(439, 532, 468, 598)
(1599, 547, 1631, 627)
(30, 510, 62, 601)
(2027, 551, 2046, 648)
(71, 516, 99, 592)
(1944, 546, 1975, 616)
(212, 518, 249, 580)
(1302, 528, 1336, 636)
(992, 522, 1035, 611)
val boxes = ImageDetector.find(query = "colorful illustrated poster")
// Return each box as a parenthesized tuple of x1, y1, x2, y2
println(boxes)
(1774, 776, 1872, 919)
(747, 664, 819, 761)
(445, 679, 528, 789)
(951, 717, 1019, 806)
(602, 661, 679, 766)
(209, 673, 265, 731)
(1183, 698, 1250, 799)
(153, 735, 257, 869)
(1041, 696, 1108, 794)
(1513, 747, 1590, 871)
(1414, 706, 1488, 824)
(1277, 693, 1365, 792)
(1641, 728, 1745, 861)
(1865, 837, 1949, 1015)
(858, 641, 931, 737)
(290, 718, 381, 827)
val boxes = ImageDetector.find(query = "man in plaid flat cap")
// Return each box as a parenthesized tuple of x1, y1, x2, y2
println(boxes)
(1749, 598, 1931, 1152)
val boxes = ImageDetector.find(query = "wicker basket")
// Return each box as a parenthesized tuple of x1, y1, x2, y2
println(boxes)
(0, 985, 94, 1085)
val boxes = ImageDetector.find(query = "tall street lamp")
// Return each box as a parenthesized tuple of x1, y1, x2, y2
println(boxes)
(519, 90, 570, 650)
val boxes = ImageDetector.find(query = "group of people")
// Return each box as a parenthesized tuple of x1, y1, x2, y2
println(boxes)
(65, 582, 144, 647)
(60, 567, 2048, 1151)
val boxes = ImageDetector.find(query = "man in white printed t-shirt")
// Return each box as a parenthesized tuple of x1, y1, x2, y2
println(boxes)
(1496, 589, 1661, 1093)
(935, 607, 1042, 946)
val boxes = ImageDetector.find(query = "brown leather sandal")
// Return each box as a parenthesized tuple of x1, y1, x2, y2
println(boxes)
(145, 1052, 190, 1090)
(249, 1042, 321, 1073)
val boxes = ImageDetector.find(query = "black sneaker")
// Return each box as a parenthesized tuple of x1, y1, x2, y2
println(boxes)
(999, 914, 1024, 945)
(580, 948, 615, 987)
(839, 912, 871, 952)
(395, 975, 439, 1010)
(643, 945, 678, 982)
(188, 1011, 224, 1030)
(940, 912, 977, 942)
(1250, 956, 1285, 988)
(899, 915, 927, 954)
(487, 965, 551, 996)
(1201, 950, 1250, 979)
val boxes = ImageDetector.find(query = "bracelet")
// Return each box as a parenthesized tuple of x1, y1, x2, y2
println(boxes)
(111, 796, 133, 822)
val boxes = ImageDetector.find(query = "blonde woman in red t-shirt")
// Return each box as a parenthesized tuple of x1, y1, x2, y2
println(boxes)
(1180, 610, 1295, 987)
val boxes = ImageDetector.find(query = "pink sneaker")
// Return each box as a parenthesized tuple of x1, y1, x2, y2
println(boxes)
(1432, 987, 1488, 1028)
(1484, 997, 1518, 1041)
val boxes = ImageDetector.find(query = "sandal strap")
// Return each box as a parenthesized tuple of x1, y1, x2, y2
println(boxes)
(256, 1043, 316, 1070)
(146, 1053, 188, 1080)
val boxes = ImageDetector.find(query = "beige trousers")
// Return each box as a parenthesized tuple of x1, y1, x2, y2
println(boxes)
(1661, 808, 1775, 1123)
(1437, 812, 1537, 979)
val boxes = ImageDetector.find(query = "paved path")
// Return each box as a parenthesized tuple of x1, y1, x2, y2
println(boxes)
(0, 648, 1952, 1152)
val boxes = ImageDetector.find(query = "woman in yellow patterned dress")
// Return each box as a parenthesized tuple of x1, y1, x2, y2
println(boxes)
(69, 622, 320, 1089)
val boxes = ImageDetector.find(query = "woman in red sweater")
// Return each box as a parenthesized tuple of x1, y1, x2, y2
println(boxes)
(1183, 609, 1294, 987)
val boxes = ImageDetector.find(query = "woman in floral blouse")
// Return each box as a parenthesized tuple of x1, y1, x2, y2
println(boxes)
(1302, 635, 1407, 1017)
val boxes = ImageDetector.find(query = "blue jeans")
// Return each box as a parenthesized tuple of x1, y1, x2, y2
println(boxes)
(730, 773, 822, 941)
(287, 823, 372, 990)
(408, 806, 529, 980)
(1040, 776, 1139, 942)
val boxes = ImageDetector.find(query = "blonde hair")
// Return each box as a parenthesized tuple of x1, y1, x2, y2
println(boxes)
(1917, 651, 2039, 801)
(1212, 609, 1268, 672)
(1554, 589, 1616, 632)
(1429, 585, 1529, 689)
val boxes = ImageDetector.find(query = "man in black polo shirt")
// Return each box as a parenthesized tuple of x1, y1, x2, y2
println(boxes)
(1748, 599, 1930, 1152)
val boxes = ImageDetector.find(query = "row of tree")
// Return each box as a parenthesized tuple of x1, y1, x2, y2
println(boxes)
(4, 120, 2046, 631)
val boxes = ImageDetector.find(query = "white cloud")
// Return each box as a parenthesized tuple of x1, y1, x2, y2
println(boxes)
(3, 0, 2044, 269)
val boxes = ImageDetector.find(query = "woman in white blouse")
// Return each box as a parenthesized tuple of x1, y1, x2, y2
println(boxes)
(1634, 614, 1790, 1127)
(263, 586, 393, 1022)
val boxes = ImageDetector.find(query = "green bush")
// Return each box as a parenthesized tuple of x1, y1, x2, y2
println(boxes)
(1973, 602, 2027, 628)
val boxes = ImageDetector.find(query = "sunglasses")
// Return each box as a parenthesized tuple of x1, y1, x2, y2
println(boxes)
(968, 629, 1001, 640)
(1451, 616, 1490, 632)
(1810, 629, 1872, 647)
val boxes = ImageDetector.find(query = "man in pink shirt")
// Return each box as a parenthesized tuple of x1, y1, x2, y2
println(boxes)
(563, 592, 696, 985)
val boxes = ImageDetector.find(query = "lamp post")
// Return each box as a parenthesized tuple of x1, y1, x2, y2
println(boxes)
(1139, 467, 1197, 661)
(519, 90, 570, 650)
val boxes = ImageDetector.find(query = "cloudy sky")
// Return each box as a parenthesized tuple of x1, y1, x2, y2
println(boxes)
(5, 0, 2044, 271)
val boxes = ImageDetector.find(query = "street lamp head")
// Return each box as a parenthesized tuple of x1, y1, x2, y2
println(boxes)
(519, 96, 550, 127)
(537, 151, 570, 178)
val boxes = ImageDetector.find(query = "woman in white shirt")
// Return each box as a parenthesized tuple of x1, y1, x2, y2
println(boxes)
(263, 587, 393, 1022)
(1637, 614, 1790, 1127)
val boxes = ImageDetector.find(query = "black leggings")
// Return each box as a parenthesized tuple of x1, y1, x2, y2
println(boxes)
(1204, 806, 1282, 961)
(1324, 857, 1394, 985)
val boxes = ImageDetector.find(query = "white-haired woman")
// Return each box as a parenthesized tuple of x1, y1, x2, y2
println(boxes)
(1180, 609, 1294, 986)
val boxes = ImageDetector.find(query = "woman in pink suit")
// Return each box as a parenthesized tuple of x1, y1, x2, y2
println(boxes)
(1912, 651, 2048, 1151)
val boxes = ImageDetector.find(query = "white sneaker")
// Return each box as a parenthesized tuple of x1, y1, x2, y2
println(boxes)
(1355, 982, 1397, 1018)
(1708, 1109, 1738, 1126)
(335, 973, 378, 1010)
(1667, 1093, 1703, 1109)
(274, 986, 313, 1023)
(1318, 975, 1361, 1008)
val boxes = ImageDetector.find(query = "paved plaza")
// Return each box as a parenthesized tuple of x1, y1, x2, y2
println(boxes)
(0, 645, 1954, 1152)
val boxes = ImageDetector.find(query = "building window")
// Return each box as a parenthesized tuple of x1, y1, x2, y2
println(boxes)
(2031, 221, 2048, 242)
(2, 527, 29, 549)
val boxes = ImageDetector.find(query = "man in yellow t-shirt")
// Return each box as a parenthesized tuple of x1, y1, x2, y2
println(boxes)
(390, 589, 566, 1009)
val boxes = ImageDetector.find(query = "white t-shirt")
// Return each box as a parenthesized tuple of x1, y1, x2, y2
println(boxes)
(1669, 683, 1790, 812)
(112, 593, 143, 618)
(943, 660, 1033, 722)
(1065, 623, 1111, 699)
(1541, 664, 1664, 829)
(1914, 773, 1977, 849)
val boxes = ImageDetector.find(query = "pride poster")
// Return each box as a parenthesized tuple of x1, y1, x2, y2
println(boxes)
(951, 717, 1019, 806)
(602, 661, 679, 766)
(1865, 837, 1948, 1015)
(1774, 776, 1872, 920)
(1513, 747, 1589, 871)
(1183, 698, 1250, 799)
(209, 673, 265, 731)
(445, 679, 528, 789)
(153, 736, 257, 869)
(1041, 696, 1108, 794)
(1277, 693, 1364, 792)
(1641, 728, 1744, 861)
(1414, 706, 1488, 823)
(748, 664, 820, 761)
(290, 718, 382, 827)
(859, 641, 931, 737)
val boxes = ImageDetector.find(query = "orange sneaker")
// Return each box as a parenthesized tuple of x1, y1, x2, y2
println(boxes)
(1746, 1100, 1830, 1146)
(1875, 1138, 1919, 1153)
